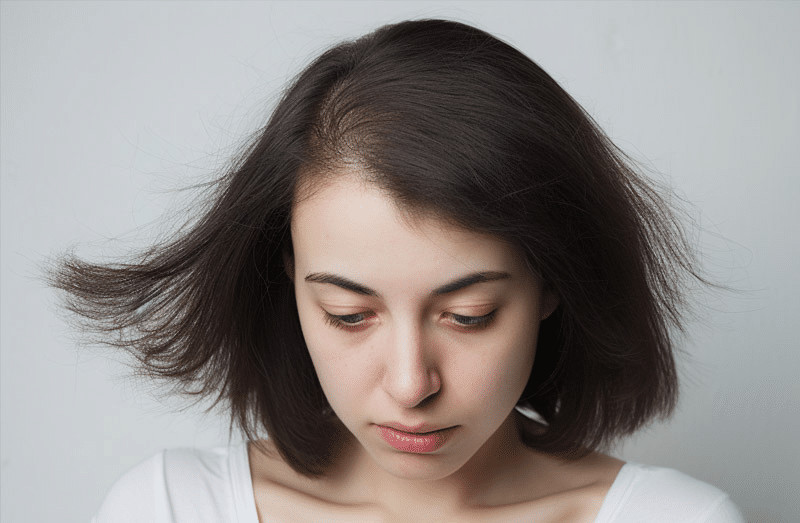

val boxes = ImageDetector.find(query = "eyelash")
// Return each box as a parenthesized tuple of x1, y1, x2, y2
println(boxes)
(323, 310, 498, 332)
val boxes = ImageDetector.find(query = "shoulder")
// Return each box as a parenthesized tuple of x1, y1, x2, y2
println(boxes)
(91, 442, 253, 523)
(248, 439, 332, 501)
(595, 462, 745, 523)
(91, 450, 167, 522)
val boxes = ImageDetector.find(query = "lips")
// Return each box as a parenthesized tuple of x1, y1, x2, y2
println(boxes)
(375, 423, 457, 453)
(379, 422, 449, 434)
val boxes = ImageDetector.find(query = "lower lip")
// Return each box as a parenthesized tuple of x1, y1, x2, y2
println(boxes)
(376, 425, 455, 453)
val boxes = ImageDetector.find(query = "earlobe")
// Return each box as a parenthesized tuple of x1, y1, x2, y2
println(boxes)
(540, 290, 559, 321)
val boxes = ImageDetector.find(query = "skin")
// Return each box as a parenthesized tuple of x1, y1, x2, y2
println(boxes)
(249, 172, 624, 522)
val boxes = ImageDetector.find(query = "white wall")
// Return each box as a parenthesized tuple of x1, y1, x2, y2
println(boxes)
(2, 2, 798, 521)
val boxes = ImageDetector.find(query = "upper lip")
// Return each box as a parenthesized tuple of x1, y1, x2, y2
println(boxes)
(377, 422, 453, 434)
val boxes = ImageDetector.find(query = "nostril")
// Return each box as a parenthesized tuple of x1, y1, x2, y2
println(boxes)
(384, 368, 441, 409)
(416, 391, 438, 409)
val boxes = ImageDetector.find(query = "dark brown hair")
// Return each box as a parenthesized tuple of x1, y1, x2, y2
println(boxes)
(48, 19, 701, 477)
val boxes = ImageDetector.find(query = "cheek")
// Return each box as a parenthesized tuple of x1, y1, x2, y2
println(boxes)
(459, 327, 538, 407)
(303, 339, 359, 414)
(296, 307, 375, 411)
(294, 293, 341, 395)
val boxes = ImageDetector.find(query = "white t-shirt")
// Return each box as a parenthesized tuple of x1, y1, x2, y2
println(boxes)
(90, 440, 745, 522)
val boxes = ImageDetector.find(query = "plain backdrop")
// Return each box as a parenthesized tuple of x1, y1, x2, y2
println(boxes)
(2, 1, 798, 522)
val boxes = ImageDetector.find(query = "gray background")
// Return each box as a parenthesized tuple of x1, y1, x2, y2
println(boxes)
(2, 1, 798, 521)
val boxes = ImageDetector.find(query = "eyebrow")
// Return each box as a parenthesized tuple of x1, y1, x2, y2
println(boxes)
(304, 271, 511, 298)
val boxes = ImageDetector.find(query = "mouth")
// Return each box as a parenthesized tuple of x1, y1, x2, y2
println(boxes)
(378, 421, 453, 434)
(375, 424, 457, 453)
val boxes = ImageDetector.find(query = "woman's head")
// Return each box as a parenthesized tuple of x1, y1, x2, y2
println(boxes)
(290, 172, 557, 480)
(50, 19, 697, 477)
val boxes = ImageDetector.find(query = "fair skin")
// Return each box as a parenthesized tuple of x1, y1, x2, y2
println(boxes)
(249, 172, 624, 522)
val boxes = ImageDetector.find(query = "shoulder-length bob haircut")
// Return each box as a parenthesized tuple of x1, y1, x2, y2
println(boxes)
(50, 19, 700, 476)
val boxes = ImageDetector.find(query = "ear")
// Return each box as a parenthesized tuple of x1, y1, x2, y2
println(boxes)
(282, 247, 295, 282)
(540, 288, 559, 321)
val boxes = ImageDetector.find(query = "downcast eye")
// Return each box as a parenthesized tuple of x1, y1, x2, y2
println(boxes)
(335, 313, 366, 324)
(323, 311, 373, 331)
(449, 310, 497, 329)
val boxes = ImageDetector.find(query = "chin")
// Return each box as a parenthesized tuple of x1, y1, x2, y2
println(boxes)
(368, 444, 471, 481)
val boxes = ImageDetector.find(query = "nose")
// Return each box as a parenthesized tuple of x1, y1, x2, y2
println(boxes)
(382, 322, 441, 409)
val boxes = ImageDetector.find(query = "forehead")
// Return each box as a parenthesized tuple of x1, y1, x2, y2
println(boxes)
(290, 174, 528, 283)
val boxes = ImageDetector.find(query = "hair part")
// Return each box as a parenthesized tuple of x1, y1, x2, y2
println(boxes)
(47, 19, 702, 476)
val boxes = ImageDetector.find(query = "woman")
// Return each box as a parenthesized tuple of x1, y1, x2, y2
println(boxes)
(53, 19, 744, 522)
